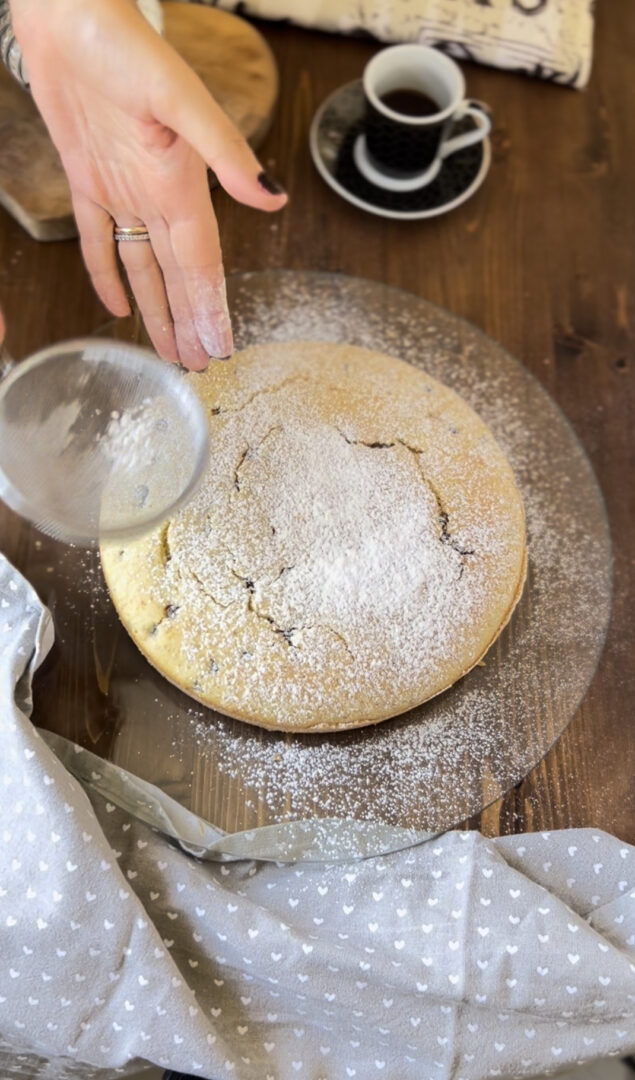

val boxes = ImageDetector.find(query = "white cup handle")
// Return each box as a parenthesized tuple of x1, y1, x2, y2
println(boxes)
(441, 100, 491, 160)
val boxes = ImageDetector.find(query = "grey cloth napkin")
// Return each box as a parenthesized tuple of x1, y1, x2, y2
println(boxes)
(1, 551, 634, 1080)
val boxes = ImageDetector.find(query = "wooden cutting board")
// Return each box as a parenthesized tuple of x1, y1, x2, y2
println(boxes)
(0, 2, 279, 241)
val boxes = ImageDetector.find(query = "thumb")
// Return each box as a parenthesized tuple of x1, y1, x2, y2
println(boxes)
(156, 60, 287, 210)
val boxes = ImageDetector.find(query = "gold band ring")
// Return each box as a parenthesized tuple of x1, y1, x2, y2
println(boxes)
(114, 225, 151, 243)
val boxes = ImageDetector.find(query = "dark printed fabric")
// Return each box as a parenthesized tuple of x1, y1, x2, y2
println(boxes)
(195, 0, 596, 88)
(0, 1, 595, 90)
(0, 551, 634, 1080)
(0, 0, 28, 87)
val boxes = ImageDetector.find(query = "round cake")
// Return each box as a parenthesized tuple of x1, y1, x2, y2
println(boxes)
(101, 342, 527, 732)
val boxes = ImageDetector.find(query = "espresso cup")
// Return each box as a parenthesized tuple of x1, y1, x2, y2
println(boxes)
(355, 44, 491, 192)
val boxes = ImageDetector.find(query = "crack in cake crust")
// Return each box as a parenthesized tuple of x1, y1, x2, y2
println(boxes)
(337, 428, 475, 569)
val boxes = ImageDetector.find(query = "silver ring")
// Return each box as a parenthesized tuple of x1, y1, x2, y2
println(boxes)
(114, 225, 151, 243)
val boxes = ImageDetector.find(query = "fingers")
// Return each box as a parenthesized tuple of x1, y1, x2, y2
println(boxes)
(115, 219, 179, 364)
(82, 196, 223, 371)
(146, 221, 211, 371)
(68, 59, 266, 367)
(72, 194, 130, 317)
(152, 61, 287, 212)
(74, 195, 189, 367)
(74, 193, 207, 368)
(166, 168, 233, 362)
(74, 196, 182, 365)
(206, 125, 287, 213)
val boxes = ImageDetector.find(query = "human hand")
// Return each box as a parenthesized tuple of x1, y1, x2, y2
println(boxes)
(9, 0, 287, 369)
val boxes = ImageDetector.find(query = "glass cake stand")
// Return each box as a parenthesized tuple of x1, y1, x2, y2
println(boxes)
(31, 271, 612, 860)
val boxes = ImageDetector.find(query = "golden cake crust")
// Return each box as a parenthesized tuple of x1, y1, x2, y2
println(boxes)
(101, 342, 527, 732)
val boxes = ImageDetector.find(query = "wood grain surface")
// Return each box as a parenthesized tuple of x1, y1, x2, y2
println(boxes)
(0, 0, 633, 843)
(0, 2, 277, 240)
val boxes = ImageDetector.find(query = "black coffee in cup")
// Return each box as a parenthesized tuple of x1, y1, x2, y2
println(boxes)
(379, 87, 440, 118)
(358, 45, 492, 190)
(365, 93, 446, 174)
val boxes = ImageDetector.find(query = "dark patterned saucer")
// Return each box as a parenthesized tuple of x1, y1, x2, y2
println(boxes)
(309, 80, 491, 221)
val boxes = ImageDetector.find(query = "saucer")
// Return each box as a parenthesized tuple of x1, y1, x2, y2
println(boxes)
(309, 80, 491, 221)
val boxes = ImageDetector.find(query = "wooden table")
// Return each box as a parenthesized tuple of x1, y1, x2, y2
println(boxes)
(0, 2, 633, 844)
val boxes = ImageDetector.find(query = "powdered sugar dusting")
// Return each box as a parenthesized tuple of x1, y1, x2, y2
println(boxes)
(87, 273, 611, 846)
(104, 341, 525, 732)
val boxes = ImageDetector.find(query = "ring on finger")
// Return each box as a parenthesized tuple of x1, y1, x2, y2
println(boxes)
(114, 224, 151, 243)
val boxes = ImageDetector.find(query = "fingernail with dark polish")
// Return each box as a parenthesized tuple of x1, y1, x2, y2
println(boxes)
(258, 170, 286, 196)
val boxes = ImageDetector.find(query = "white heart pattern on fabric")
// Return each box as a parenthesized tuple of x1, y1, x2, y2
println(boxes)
(0, 559, 633, 1080)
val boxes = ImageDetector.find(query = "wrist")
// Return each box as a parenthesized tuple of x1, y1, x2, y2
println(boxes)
(6, 0, 163, 90)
